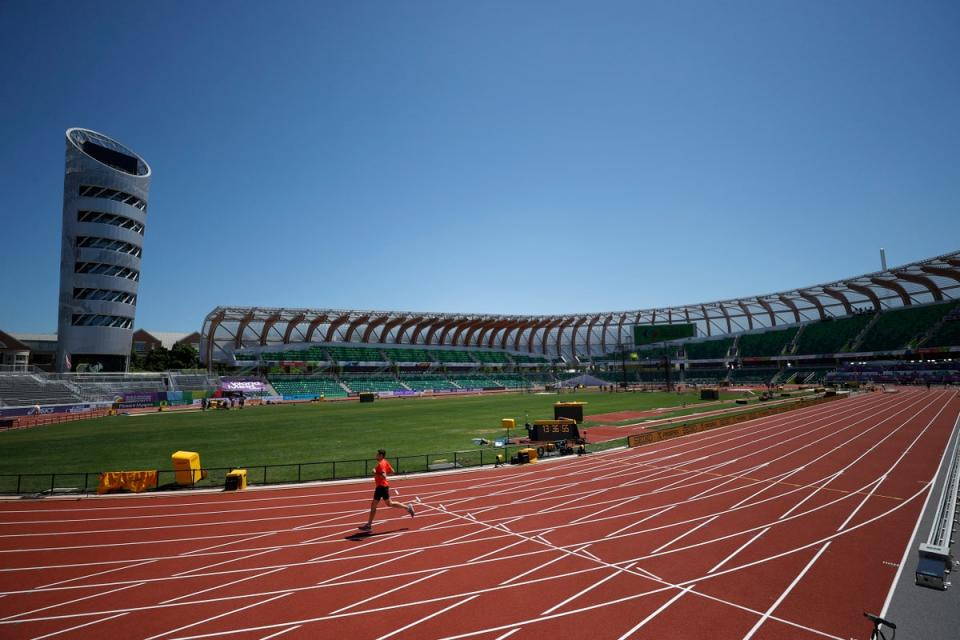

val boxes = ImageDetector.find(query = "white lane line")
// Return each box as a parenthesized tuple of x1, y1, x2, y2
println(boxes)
(144, 592, 292, 640)
(1, 581, 142, 621)
(317, 549, 423, 585)
(616, 584, 695, 640)
(31, 611, 129, 640)
(741, 542, 831, 640)
(836, 477, 884, 532)
(650, 515, 718, 554)
(162, 568, 288, 604)
(375, 594, 480, 640)
(258, 626, 301, 640)
(541, 562, 638, 615)
(604, 505, 675, 538)
(174, 548, 279, 577)
(26, 478, 916, 638)
(708, 527, 770, 575)
(329, 570, 448, 615)
(37, 558, 158, 589)
(492, 628, 521, 640)
(183, 531, 279, 555)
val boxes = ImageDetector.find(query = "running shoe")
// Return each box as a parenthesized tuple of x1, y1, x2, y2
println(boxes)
(407, 504, 416, 517)
(358, 523, 372, 531)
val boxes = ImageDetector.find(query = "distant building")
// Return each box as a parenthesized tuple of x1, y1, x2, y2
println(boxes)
(56, 128, 151, 372)
(0, 331, 30, 370)
(9, 333, 57, 371)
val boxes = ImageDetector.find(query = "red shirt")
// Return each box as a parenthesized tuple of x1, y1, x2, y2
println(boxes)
(374, 458, 393, 487)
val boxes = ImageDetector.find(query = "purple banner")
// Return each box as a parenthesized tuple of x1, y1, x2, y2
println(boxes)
(221, 380, 265, 392)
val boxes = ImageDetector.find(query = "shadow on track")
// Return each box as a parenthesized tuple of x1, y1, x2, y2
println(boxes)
(345, 527, 409, 541)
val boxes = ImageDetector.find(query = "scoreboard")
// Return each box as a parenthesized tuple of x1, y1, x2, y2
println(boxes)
(531, 419, 580, 441)
(633, 323, 696, 346)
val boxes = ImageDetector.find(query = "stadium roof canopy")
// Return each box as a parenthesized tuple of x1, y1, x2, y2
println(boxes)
(201, 249, 960, 364)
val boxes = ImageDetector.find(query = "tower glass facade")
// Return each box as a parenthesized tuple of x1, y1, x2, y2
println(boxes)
(56, 128, 151, 372)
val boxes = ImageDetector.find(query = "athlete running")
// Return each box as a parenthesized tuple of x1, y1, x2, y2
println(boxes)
(359, 448, 415, 531)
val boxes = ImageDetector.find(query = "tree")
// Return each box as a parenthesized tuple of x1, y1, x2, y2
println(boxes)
(143, 346, 170, 372)
(168, 343, 200, 370)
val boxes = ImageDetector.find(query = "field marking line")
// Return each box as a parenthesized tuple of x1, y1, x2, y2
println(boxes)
(37, 558, 159, 589)
(650, 515, 718, 554)
(317, 548, 423, 585)
(375, 594, 480, 640)
(836, 477, 884, 532)
(708, 527, 771, 574)
(603, 505, 675, 538)
(143, 592, 293, 640)
(1, 581, 143, 621)
(492, 628, 521, 640)
(882, 403, 960, 618)
(30, 611, 129, 640)
(329, 569, 449, 615)
(0, 460, 909, 597)
(616, 583, 695, 640)
(258, 625, 301, 640)
(162, 568, 288, 604)
(12, 482, 924, 638)
(742, 541, 832, 640)
(541, 561, 637, 615)
(174, 548, 280, 577)
(182, 531, 279, 555)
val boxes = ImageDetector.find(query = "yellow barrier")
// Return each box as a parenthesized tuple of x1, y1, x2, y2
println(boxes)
(172, 451, 207, 485)
(97, 470, 158, 495)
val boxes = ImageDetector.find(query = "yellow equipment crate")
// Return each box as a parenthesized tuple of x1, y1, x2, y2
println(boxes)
(501, 418, 515, 429)
(519, 447, 538, 463)
(171, 451, 206, 486)
(225, 468, 247, 491)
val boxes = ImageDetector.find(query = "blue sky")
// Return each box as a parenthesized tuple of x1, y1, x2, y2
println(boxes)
(1, 0, 958, 333)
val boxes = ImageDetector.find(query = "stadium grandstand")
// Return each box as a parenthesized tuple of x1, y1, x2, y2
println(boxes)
(199, 250, 959, 385)
(2, 250, 959, 409)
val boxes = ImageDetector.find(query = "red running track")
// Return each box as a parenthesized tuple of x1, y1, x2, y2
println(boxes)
(0, 388, 957, 640)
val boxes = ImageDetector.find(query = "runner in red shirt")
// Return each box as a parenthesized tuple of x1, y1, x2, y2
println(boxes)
(359, 449, 415, 531)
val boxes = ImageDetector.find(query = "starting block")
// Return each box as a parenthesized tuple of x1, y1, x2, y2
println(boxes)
(224, 469, 247, 491)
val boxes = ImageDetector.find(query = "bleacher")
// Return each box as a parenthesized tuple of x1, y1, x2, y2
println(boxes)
(683, 368, 729, 385)
(737, 328, 799, 358)
(490, 373, 531, 389)
(472, 350, 511, 364)
(0, 374, 83, 407)
(433, 350, 476, 364)
(340, 375, 406, 393)
(512, 353, 551, 365)
(858, 302, 955, 353)
(449, 375, 500, 389)
(384, 347, 434, 363)
(268, 376, 348, 398)
(777, 368, 828, 384)
(400, 374, 457, 391)
(795, 314, 872, 355)
(730, 367, 779, 385)
(325, 346, 386, 363)
(632, 345, 680, 361)
(923, 306, 960, 349)
(684, 338, 734, 360)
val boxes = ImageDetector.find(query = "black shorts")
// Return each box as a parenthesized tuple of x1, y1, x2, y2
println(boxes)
(373, 485, 391, 501)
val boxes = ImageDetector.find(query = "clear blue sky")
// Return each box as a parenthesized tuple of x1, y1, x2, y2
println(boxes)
(1, 0, 958, 334)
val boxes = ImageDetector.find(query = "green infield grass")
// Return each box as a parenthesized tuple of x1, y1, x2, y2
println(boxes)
(0, 388, 750, 492)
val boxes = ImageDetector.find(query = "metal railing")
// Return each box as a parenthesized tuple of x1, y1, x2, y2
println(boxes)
(0, 443, 601, 496)
(916, 416, 960, 589)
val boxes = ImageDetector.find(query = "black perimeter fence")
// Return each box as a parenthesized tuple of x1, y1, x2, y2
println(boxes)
(0, 440, 625, 497)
